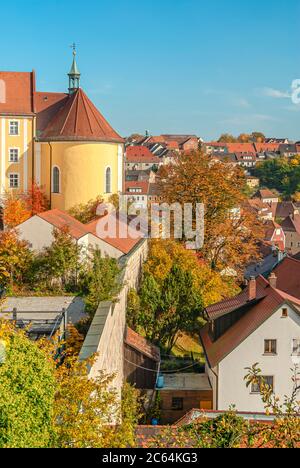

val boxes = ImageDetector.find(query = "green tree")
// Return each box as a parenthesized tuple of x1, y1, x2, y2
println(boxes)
(139, 266, 203, 352)
(82, 248, 121, 317)
(36, 227, 82, 292)
(126, 288, 141, 331)
(0, 321, 56, 448)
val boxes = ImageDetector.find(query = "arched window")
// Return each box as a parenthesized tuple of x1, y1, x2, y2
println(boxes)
(105, 167, 111, 194)
(52, 166, 60, 193)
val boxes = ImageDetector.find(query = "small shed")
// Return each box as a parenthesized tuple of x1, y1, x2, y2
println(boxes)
(124, 326, 160, 390)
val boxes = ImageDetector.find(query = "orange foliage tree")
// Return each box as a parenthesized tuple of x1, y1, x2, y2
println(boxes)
(160, 151, 263, 276)
(3, 196, 30, 229)
(3, 184, 49, 228)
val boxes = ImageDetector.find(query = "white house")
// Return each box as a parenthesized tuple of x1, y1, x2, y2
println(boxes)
(16, 209, 143, 259)
(200, 258, 300, 413)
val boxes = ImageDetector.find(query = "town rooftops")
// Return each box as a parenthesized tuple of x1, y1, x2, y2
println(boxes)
(39, 88, 124, 143)
(281, 213, 300, 234)
(125, 180, 150, 195)
(253, 189, 279, 201)
(0, 71, 36, 115)
(200, 275, 300, 368)
(126, 146, 161, 163)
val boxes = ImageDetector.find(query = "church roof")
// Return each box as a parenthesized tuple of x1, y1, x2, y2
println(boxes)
(39, 88, 124, 143)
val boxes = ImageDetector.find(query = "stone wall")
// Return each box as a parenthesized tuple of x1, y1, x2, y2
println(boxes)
(79, 238, 148, 396)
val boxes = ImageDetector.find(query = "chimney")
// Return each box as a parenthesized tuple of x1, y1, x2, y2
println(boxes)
(248, 277, 257, 301)
(269, 272, 277, 289)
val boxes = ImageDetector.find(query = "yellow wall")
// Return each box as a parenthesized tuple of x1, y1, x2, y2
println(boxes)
(0, 116, 34, 194)
(40, 141, 121, 211)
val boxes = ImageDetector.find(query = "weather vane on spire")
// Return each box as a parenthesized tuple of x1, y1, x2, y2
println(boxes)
(70, 42, 76, 56)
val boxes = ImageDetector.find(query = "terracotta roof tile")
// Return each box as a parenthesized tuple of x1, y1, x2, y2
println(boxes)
(40, 88, 123, 143)
(35, 92, 68, 133)
(0, 71, 35, 115)
(272, 257, 300, 300)
(85, 214, 143, 255)
(38, 209, 88, 240)
(125, 327, 160, 361)
(201, 276, 300, 368)
(125, 180, 150, 195)
(126, 146, 161, 163)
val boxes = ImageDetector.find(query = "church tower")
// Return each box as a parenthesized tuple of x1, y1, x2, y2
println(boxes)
(68, 44, 81, 94)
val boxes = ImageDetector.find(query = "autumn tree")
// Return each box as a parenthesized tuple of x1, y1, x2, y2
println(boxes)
(68, 196, 104, 224)
(0, 230, 32, 291)
(0, 321, 56, 448)
(23, 183, 49, 215)
(218, 134, 237, 143)
(0, 321, 142, 448)
(144, 239, 239, 306)
(3, 195, 30, 229)
(160, 151, 263, 276)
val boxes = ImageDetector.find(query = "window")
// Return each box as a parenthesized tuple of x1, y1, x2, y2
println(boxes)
(105, 167, 111, 194)
(52, 166, 60, 194)
(9, 173, 19, 188)
(282, 308, 288, 318)
(9, 120, 19, 135)
(292, 339, 300, 356)
(171, 397, 183, 411)
(264, 340, 277, 355)
(9, 148, 19, 163)
(251, 376, 274, 394)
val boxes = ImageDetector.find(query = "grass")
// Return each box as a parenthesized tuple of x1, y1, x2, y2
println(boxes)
(171, 332, 205, 363)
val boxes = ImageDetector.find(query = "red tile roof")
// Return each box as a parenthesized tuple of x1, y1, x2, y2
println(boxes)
(126, 146, 161, 163)
(256, 189, 278, 200)
(85, 213, 143, 255)
(36, 209, 143, 255)
(226, 143, 256, 153)
(125, 326, 160, 362)
(0, 71, 35, 115)
(272, 257, 300, 299)
(201, 275, 300, 368)
(35, 92, 68, 133)
(254, 143, 280, 153)
(125, 180, 150, 195)
(40, 88, 123, 143)
(38, 209, 88, 240)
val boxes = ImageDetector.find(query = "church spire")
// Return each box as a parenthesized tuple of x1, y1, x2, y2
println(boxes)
(68, 43, 81, 94)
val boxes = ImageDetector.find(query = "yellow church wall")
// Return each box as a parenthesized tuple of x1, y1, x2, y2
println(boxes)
(0, 116, 34, 195)
(40, 141, 121, 211)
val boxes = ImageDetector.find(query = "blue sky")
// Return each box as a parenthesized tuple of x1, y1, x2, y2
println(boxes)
(0, 0, 299, 140)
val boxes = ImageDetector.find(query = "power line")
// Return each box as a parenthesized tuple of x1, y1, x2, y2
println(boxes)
(124, 357, 198, 374)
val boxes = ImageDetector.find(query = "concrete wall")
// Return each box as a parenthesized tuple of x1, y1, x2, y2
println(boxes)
(79, 239, 148, 397)
(217, 304, 300, 412)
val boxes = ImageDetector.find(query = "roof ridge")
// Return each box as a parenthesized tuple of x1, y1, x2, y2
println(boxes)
(60, 92, 78, 135)
(79, 89, 95, 134)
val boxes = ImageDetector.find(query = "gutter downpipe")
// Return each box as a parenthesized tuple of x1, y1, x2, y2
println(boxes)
(48, 142, 52, 208)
